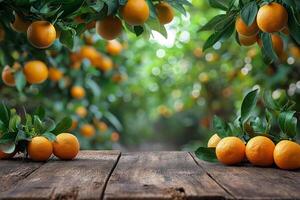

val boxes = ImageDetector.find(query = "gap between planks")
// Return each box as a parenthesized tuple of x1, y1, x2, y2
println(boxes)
(189, 152, 236, 200)
(100, 152, 122, 200)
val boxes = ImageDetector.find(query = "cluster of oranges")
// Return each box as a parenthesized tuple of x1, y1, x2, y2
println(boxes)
(0, 133, 80, 162)
(96, 0, 174, 40)
(1, 60, 65, 87)
(208, 134, 300, 170)
(0, 0, 175, 44)
(236, 3, 288, 58)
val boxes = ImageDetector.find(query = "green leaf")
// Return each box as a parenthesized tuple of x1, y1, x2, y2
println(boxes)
(51, 117, 72, 135)
(42, 118, 56, 133)
(34, 106, 46, 120)
(15, 130, 30, 142)
(240, 89, 259, 125)
(0, 102, 10, 128)
(9, 115, 21, 132)
(208, 0, 230, 10)
(15, 71, 26, 92)
(240, 1, 258, 26)
(198, 14, 227, 32)
(195, 147, 218, 162)
(33, 115, 44, 135)
(263, 90, 280, 111)
(0, 142, 15, 154)
(212, 115, 227, 138)
(43, 132, 57, 141)
(260, 32, 278, 62)
(278, 111, 297, 138)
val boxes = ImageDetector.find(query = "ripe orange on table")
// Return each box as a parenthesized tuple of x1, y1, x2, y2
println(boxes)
(96, 16, 123, 40)
(2, 66, 16, 86)
(27, 21, 56, 49)
(216, 137, 245, 165)
(273, 140, 300, 170)
(53, 133, 80, 160)
(207, 134, 221, 148)
(236, 17, 258, 36)
(28, 136, 53, 161)
(256, 3, 288, 33)
(121, 0, 150, 26)
(11, 14, 31, 33)
(71, 86, 85, 100)
(246, 136, 275, 167)
(0, 151, 16, 159)
(80, 124, 96, 138)
(238, 34, 257, 46)
(106, 40, 123, 56)
(76, 106, 88, 118)
(48, 67, 63, 82)
(24, 60, 48, 84)
(155, 2, 174, 25)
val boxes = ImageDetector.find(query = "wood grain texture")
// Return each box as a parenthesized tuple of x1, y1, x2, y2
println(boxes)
(104, 151, 229, 200)
(0, 156, 43, 194)
(1, 151, 120, 200)
(191, 153, 300, 200)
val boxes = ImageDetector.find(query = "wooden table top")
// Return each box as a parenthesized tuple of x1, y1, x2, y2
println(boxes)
(0, 151, 299, 200)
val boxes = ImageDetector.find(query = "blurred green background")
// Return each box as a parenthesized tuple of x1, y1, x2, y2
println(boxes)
(1, 0, 300, 151)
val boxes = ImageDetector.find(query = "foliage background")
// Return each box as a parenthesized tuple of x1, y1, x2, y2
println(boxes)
(1, 0, 300, 151)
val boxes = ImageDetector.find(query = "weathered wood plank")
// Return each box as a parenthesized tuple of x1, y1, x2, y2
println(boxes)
(0, 156, 43, 194)
(104, 151, 230, 200)
(191, 153, 300, 200)
(1, 151, 120, 200)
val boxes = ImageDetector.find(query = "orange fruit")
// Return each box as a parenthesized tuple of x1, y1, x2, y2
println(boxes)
(28, 136, 53, 161)
(48, 67, 63, 82)
(0, 27, 5, 41)
(106, 40, 123, 55)
(80, 124, 96, 138)
(11, 14, 31, 33)
(79, 46, 99, 63)
(246, 136, 275, 167)
(257, 3, 288, 33)
(193, 47, 203, 58)
(155, 2, 174, 25)
(2, 66, 16, 86)
(121, 0, 150, 26)
(96, 16, 123, 40)
(23, 60, 48, 84)
(71, 86, 85, 99)
(290, 46, 300, 58)
(70, 52, 82, 64)
(0, 151, 16, 159)
(75, 106, 87, 118)
(238, 34, 257, 46)
(216, 137, 245, 165)
(207, 134, 221, 148)
(257, 34, 283, 56)
(235, 16, 258, 36)
(273, 140, 300, 170)
(98, 56, 113, 72)
(53, 133, 80, 160)
(27, 21, 56, 49)
(111, 132, 120, 142)
(98, 121, 108, 132)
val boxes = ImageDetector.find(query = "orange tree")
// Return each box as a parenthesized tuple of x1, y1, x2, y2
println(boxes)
(199, 0, 300, 64)
(0, 0, 191, 150)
